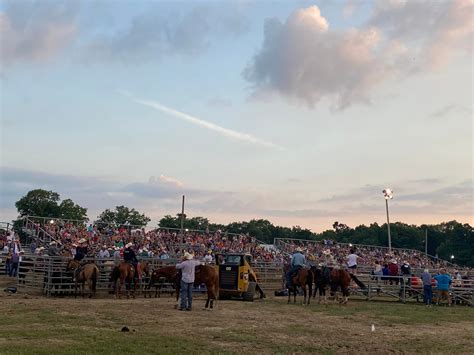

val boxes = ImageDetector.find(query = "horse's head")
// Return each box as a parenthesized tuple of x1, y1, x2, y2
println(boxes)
(66, 259, 79, 272)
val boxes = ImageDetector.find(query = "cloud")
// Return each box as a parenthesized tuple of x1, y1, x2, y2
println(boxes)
(428, 104, 472, 119)
(245, 1, 473, 109)
(151, 175, 184, 188)
(0, 1, 78, 65)
(342, 0, 359, 19)
(130, 95, 283, 149)
(87, 4, 249, 62)
(369, 0, 473, 70)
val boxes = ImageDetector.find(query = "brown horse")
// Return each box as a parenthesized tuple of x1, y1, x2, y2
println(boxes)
(284, 264, 313, 305)
(146, 265, 219, 309)
(325, 268, 366, 304)
(194, 264, 219, 310)
(145, 265, 179, 298)
(110, 262, 136, 299)
(66, 259, 99, 298)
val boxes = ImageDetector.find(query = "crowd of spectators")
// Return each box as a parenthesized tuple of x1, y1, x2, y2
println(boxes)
(21, 220, 470, 277)
(277, 239, 471, 276)
(24, 221, 284, 263)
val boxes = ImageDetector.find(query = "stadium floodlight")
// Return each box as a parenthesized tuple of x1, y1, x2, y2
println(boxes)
(451, 255, 455, 260)
(382, 188, 394, 254)
(185, 228, 189, 232)
(49, 219, 55, 224)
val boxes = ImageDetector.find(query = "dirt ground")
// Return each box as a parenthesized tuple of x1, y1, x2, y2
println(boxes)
(1, 277, 474, 354)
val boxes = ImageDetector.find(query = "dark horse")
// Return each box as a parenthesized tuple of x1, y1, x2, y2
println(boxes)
(283, 264, 313, 305)
(313, 267, 366, 304)
(66, 259, 99, 298)
(145, 265, 180, 298)
(310, 265, 330, 304)
(110, 262, 136, 299)
(147, 265, 219, 310)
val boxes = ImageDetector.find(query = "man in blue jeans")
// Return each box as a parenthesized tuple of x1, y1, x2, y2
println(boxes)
(176, 252, 201, 311)
(421, 268, 433, 306)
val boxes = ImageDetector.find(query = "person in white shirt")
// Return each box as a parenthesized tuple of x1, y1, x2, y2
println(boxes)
(203, 250, 213, 264)
(98, 245, 110, 258)
(347, 249, 358, 274)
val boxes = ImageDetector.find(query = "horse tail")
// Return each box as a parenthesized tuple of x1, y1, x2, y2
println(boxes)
(350, 274, 366, 289)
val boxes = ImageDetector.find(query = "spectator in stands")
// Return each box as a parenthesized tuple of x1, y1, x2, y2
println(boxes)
(98, 245, 110, 258)
(373, 261, 383, 283)
(347, 248, 358, 274)
(388, 260, 399, 285)
(47, 241, 60, 256)
(203, 250, 213, 264)
(382, 264, 389, 284)
(176, 252, 201, 311)
(30, 241, 37, 254)
(421, 268, 433, 307)
(434, 269, 452, 306)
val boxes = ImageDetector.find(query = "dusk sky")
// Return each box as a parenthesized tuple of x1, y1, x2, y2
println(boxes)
(1, 0, 472, 231)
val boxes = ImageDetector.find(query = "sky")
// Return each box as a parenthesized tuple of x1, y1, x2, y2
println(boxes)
(0, 0, 472, 232)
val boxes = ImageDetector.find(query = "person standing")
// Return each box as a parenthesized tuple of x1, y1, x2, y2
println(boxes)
(176, 252, 201, 311)
(434, 269, 452, 306)
(421, 268, 433, 307)
(347, 248, 358, 274)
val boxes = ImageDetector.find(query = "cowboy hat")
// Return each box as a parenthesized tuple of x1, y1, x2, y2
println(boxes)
(322, 249, 331, 255)
(295, 247, 303, 252)
(78, 238, 86, 244)
(49, 241, 56, 245)
(184, 252, 193, 260)
(125, 242, 133, 248)
(390, 259, 397, 264)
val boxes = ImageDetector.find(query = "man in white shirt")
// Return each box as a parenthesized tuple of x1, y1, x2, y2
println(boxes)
(98, 245, 110, 258)
(176, 252, 201, 311)
(347, 248, 358, 274)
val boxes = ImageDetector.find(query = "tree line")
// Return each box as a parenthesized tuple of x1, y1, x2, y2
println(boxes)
(10, 189, 474, 267)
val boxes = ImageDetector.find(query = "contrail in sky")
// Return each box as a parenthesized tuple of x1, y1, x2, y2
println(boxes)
(121, 92, 282, 149)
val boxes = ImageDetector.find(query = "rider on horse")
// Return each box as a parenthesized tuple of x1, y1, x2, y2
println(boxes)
(123, 242, 138, 277)
(74, 238, 88, 262)
(286, 247, 306, 288)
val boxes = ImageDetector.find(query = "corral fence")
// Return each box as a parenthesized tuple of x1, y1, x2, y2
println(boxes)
(15, 255, 473, 306)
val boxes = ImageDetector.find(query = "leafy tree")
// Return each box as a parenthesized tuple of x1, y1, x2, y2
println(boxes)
(58, 199, 88, 221)
(96, 205, 150, 228)
(15, 189, 61, 218)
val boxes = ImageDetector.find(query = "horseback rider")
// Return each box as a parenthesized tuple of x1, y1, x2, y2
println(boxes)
(74, 238, 88, 262)
(286, 247, 306, 288)
(123, 242, 139, 277)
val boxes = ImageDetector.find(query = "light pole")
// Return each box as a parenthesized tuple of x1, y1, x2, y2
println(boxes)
(383, 188, 393, 254)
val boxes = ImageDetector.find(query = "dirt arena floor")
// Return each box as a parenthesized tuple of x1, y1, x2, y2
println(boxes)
(1, 276, 474, 354)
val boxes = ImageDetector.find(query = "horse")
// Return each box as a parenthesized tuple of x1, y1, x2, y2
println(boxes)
(110, 262, 136, 299)
(146, 265, 219, 310)
(310, 265, 330, 304)
(317, 267, 366, 304)
(145, 266, 180, 298)
(194, 264, 219, 310)
(283, 264, 313, 305)
(66, 259, 99, 298)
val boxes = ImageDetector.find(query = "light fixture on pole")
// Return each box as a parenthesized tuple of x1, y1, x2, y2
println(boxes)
(451, 255, 455, 261)
(382, 188, 393, 254)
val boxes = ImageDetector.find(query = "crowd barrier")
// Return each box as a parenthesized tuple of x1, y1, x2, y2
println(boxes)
(12, 255, 473, 306)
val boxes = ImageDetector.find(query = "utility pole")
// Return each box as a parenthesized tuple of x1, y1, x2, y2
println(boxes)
(385, 198, 391, 254)
(179, 195, 186, 243)
(425, 229, 428, 255)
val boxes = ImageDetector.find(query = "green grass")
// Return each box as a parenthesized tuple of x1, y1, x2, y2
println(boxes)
(1, 297, 473, 354)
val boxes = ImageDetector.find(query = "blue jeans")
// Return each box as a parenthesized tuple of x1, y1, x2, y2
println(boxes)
(180, 280, 193, 310)
(423, 285, 432, 305)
